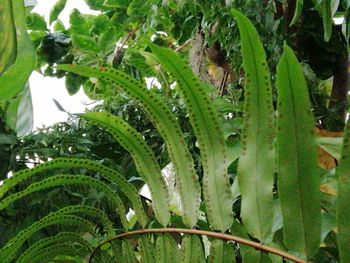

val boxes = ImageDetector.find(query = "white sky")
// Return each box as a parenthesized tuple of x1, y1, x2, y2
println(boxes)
(30, 0, 100, 129)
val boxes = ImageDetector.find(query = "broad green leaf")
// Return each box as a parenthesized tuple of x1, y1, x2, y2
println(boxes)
(92, 14, 110, 34)
(26, 12, 48, 31)
(57, 64, 200, 227)
(337, 120, 350, 263)
(99, 26, 122, 52)
(232, 9, 275, 242)
(290, 0, 303, 26)
(69, 8, 92, 35)
(276, 43, 321, 259)
(150, 43, 233, 232)
(71, 33, 100, 53)
(49, 0, 67, 25)
(15, 83, 34, 136)
(81, 112, 170, 226)
(0, 0, 16, 75)
(0, 0, 36, 101)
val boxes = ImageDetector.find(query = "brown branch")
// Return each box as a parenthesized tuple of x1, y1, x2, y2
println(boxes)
(88, 228, 307, 263)
(113, 23, 143, 64)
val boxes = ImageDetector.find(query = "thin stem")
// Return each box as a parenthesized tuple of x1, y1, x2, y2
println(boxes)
(89, 228, 307, 263)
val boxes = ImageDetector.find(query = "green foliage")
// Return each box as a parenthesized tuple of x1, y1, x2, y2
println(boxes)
(2, 4, 350, 263)
(276, 43, 321, 259)
(81, 112, 170, 226)
(0, 0, 35, 101)
(56, 64, 201, 227)
(150, 44, 234, 232)
(233, 9, 275, 243)
(0, 0, 35, 136)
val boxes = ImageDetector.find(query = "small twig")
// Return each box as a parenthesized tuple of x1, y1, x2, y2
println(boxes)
(175, 39, 192, 52)
(114, 24, 143, 64)
(88, 228, 307, 263)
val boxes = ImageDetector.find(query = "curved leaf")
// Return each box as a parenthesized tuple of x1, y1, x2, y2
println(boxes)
(81, 112, 170, 226)
(0, 157, 148, 227)
(17, 232, 92, 263)
(0, 174, 128, 229)
(276, 43, 321, 259)
(57, 64, 200, 227)
(232, 9, 275, 242)
(150, 43, 233, 232)
(0, 213, 95, 262)
(31, 243, 87, 263)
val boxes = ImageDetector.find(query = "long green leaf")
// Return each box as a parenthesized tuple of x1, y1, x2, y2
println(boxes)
(232, 9, 275, 242)
(150, 44, 233, 232)
(0, 0, 35, 101)
(337, 120, 350, 263)
(276, 43, 320, 259)
(0, 0, 16, 74)
(81, 112, 170, 226)
(57, 64, 200, 228)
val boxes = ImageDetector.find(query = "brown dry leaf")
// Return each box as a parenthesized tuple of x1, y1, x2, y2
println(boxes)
(320, 184, 337, 196)
(315, 128, 343, 170)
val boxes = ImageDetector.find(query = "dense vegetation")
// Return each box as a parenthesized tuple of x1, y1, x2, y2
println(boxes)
(0, 0, 349, 262)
